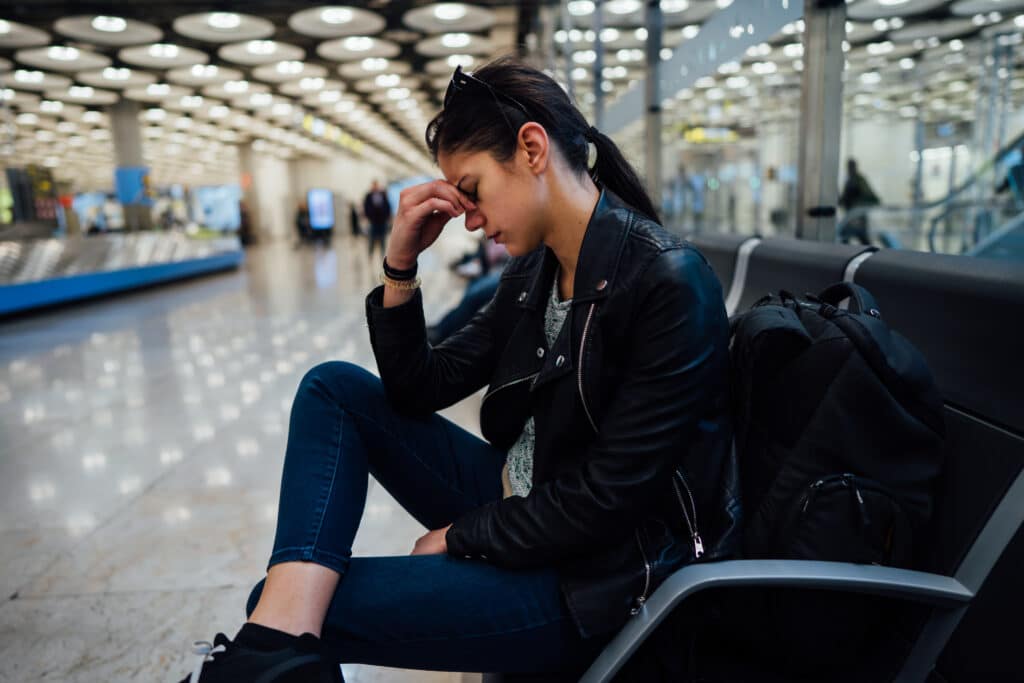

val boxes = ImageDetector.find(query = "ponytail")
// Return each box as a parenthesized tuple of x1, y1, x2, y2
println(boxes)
(586, 127, 660, 224)
(428, 56, 660, 225)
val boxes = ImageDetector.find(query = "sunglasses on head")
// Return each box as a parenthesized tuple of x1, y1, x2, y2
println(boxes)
(443, 65, 530, 132)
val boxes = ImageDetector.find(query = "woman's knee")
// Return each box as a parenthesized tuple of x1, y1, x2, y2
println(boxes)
(297, 361, 382, 409)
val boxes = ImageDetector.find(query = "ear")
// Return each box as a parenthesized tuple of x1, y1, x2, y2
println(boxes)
(516, 122, 549, 176)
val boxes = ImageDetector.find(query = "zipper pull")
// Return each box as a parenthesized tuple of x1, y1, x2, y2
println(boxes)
(693, 533, 705, 559)
(630, 596, 646, 616)
(852, 482, 872, 530)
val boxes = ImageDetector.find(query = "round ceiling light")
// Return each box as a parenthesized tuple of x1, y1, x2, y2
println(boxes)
(91, 15, 127, 32)
(208, 12, 241, 30)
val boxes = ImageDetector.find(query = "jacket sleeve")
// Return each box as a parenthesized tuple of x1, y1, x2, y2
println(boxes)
(364, 275, 516, 416)
(445, 248, 729, 568)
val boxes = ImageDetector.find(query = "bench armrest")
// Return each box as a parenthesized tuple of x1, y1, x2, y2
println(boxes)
(579, 559, 972, 683)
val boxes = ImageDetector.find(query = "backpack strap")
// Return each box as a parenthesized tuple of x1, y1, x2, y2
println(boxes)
(817, 282, 882, 318)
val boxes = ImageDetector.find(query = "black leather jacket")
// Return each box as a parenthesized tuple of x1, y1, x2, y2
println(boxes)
(366, 190, 740, 639)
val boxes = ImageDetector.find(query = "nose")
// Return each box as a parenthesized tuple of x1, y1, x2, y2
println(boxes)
(464, 208, 485, 232)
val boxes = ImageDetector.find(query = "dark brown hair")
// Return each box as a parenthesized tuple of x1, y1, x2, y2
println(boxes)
(425, 56, 659, 223)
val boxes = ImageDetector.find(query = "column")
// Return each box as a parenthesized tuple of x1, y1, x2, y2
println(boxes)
(644, 0, 663, 204)
(108, 98, 152, 231)
(795, 0, 846, 241)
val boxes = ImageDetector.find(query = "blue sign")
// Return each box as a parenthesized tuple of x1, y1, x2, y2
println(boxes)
(308, 188, 334, 230)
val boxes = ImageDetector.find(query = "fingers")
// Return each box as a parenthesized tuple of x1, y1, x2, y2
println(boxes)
(399, 179, 476, 215)
(407, 197, 461, 225)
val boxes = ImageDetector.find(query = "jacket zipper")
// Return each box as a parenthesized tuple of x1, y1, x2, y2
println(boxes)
(481, 372, 540, 404)
(672, 469, 705, 559)
(631, 528, 652, 615)
(577, 302, 598, 433)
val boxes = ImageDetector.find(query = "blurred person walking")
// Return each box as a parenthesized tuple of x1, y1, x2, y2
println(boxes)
(363, 180, 391, 261)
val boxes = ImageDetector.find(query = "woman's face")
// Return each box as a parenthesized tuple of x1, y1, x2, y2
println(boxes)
(437, 143, 547, 257)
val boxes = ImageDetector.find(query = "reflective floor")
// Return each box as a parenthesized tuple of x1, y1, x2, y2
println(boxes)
(0, 233, 483, 682)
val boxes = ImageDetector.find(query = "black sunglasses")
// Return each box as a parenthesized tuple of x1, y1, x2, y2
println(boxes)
(444, 65, 530, 133)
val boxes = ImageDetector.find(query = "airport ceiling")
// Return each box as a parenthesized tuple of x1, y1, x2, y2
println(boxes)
(1, 1, 1022, 189)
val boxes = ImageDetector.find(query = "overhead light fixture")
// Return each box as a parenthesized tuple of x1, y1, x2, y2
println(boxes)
(147, 83, 171, 96)
(607, 0, 641, 14)
(209, 105, 230, 118)
(661, 0, 689, 12)
(600, 28, 620, 42)
(191, 64, 219, 78)
(15, 69, 45, 83)
(681, 25, 700, 39)
(83, 110, 102, 123)
(40, 100, 64, 113)
(361, 58, 388, 71)
(0, 20, 10, 34)
(208, 12, 241, 30)
(300, 77, 325, 90)
(434, 4, 467, 21)
(69, 85, 95, 98)
(320, 7, 354, 24)
(149, 44, 180, 59)
(272, 102, 292, 116)
(250, 93, 273, 107)
(91, 15, 127, 32)
(103, 67, 131, 81)
(447, 54, 474, 67)
(48, 46, 80, 61)
(276, 60, 304, 75)
(181, 95, 204, 108)
(247, 40, 277, 55)
(441, 32, 471, 48)
(224, 80, 249, 93)
(344, 36, 374, 51)
(319, 90, 342, 102)
(375, 74, 401, 87)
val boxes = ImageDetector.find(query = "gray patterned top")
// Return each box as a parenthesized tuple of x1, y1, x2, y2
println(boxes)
(502, 271, 572, 498)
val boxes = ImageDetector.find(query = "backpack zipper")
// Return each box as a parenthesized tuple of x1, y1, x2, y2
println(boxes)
(577, 302, 598, 433)
(672, 469, 705, 559)
(631, 528, 652, 615)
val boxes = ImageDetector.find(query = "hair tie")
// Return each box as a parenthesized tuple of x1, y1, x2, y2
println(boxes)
(587, 125, 600, 140)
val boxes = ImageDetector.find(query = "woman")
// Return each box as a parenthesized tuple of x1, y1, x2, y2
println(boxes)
(180, 57, 738, 683)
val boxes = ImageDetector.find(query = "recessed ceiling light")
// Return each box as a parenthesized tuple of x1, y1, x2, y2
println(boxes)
(607, 0, 641, 12)
(319, 90, 342, 102)
(149, 44, 180, 59)
(147, 83, 171, 96)
(276, 61, 304, 75)
(247, 40, 277, 55)
(434, 4, 467, 21)
(40, 100, 64, 113)
(441, 33, 471, 48)
(250, 93, 273, 107)
(376, 74, 401, 87)
(300, 77, 325, 90)
(69, 85, 95, 97)
(15, 69, 45, 83)
(180, 95, 204, 108)
(447, 54, 474, 68)
(208, 12, 241, 30)
(320, 7, 354, 24)
(0, 20, 10, 34)
(48, 46, 80, 61)
(224, 80, 249, 93)
(209, 105, 230, 118)
(91, 15, 127, 32)
(344, 37, 374, 51)
(191, 64, 219, 78)
(82, 110, 102, 123)
(362, 58, 388, 71)
(103, 67, 131, 81)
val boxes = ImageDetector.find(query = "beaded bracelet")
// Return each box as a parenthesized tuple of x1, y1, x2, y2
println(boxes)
(383, 257, 417, 281)
(380, 273, 422, 291)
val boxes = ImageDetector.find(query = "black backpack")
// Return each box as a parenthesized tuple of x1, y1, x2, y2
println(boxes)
(726, 282, 946, 675)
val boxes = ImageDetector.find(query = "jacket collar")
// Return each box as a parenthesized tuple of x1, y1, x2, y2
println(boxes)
(518, 189, 635, 310)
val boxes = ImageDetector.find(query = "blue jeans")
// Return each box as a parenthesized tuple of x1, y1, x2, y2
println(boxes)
(247, 361, 605, 675)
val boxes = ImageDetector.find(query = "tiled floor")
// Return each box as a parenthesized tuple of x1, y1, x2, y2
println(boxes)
(0, 232, 485, 682)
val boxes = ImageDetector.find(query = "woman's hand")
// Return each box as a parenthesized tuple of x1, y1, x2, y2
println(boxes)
(386, 180, 476, 270)
(411, 524, 452, 555)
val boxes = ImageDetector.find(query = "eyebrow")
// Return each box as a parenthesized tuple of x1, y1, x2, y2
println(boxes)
(455, 175, 473, 193)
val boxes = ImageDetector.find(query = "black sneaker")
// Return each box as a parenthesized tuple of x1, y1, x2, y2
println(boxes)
(179, 631, 344, 683)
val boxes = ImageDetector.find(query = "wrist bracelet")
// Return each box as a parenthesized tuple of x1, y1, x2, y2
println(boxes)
(383, 257, 417, 281)
(381, 273, 422, 291)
